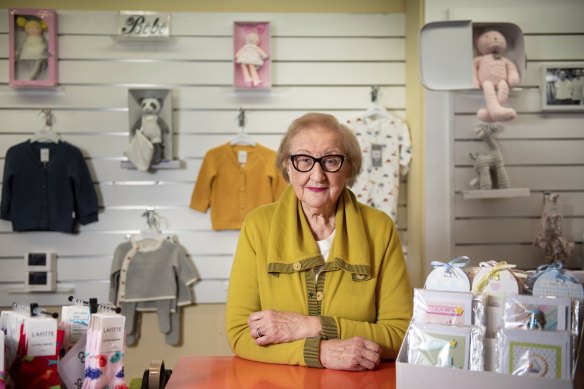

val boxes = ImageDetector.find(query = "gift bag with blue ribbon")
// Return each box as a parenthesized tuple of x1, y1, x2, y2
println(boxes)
(527, 260, 584, 302)
(425, 256, 471, 292)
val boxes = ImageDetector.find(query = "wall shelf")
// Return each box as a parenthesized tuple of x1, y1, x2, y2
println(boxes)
(121, 159, 182, 170)
(462, 188, 530, 200)
(8, 286, 75, 294)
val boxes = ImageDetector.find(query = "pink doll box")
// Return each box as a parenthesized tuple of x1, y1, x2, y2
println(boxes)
(9, 8, 58, 88)
(233, 21, 271, 89)
(419, 20, 525, 91)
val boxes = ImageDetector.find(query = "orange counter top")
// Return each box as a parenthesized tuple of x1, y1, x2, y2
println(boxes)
(165, 356, 396, 389)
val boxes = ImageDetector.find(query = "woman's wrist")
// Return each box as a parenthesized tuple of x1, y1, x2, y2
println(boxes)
(304, 315, 322, 338)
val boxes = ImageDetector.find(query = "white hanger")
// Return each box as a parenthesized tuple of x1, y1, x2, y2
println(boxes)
(364, 102, 391, 119)
(364, 86, 391, 119)
(134, 209, 164, 241)
(230, 108, 256, 146)
(30, 108, 61, 143)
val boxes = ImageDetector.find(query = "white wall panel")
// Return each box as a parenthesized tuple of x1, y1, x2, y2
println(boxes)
(51, 36, 404, 61)
(0, 85, 406, 109)
(0, 10, 409, 307)
(524, 35, 584, 61)
(455, 193, 584, 217)
(0, 109, 406, 134)
(454, 140, 584, 165)
(452, 245, 582, 269)
(454, 114, 584, 139)
(38, 62, 403, 86)
(425, 2, 584, 285)
(0, 280, 230, 306)
(455, 166, 584, 191)
(454, 219, 584, 244)
(0, 255, 233, 283)
(448, 6, 584, 34)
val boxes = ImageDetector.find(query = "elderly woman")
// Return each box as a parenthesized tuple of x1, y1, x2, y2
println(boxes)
(226, 112, 412, 370)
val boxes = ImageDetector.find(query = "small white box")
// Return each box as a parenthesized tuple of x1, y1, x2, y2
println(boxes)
(25, 271, 56, 292)
(25, 252, 57, 271)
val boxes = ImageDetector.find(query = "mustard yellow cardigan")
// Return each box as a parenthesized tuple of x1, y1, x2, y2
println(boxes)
(226, 186, 413, 367)
(190, 143, 288, 230)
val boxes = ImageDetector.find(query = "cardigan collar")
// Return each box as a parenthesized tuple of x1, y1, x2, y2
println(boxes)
(27, 140, 63, 168)
(222, 142, 261, 171)
(266, 186, 372, 279)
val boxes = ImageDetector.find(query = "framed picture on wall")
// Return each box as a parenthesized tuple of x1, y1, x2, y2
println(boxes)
(541, 63, 584, 111)
(9, 8, 58, 87)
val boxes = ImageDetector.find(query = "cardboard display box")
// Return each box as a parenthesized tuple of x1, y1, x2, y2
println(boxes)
(397, 303, 584, 389)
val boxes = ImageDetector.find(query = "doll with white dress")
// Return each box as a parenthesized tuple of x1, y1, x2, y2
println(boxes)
(235, 30, 268, 87)
(15, 16, 48, 81)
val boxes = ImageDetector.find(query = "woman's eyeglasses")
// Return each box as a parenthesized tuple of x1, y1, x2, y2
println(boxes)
(290, 154, 346, 173)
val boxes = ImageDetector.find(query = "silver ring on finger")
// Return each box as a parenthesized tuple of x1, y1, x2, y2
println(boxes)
(256, 328, 263, 338)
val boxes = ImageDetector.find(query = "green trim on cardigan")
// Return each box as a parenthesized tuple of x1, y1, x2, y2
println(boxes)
(305, 270, 318, 316)
(331, 257, 371, 280)
(267, 256, 324, 274)
(320, 316, 338, 340)
(304, 337, 324, 368)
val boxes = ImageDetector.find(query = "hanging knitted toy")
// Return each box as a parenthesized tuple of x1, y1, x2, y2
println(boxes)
(469, 122, 510, 190)
(473, 29, 520, 122)
(533, 193, 575, 263)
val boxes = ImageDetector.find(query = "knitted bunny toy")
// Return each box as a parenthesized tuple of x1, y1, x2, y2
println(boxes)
(473, 30, 520, 122)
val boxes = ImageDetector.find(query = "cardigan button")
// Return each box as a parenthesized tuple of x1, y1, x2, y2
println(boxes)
(316, 292, 324, 301)
(292, 262, 301, 271)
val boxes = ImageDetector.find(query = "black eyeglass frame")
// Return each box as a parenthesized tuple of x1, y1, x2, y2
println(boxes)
(289, 154, 347, 173)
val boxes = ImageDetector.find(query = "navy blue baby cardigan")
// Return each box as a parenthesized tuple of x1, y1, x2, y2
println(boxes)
(1, 140, 99, 233)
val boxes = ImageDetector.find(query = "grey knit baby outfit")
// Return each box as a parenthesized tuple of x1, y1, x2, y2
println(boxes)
(109, 237, 199, 345)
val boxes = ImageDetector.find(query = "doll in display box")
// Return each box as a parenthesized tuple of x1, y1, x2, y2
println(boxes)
(15, 15, 48, 81)
(235, 29, 269, 87)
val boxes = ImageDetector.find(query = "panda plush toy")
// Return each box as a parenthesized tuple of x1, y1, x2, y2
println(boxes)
(137, 97, 166, 165)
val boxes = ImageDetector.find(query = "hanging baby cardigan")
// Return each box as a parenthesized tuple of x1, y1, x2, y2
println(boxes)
(109, 237, 199, 345)
(1, 140, 99, 233)
(346, 115, 412, 223)
(190, 142, 288, 230)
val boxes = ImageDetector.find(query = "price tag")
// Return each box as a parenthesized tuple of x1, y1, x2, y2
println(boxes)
(26, 317, 57, 356)
(238, 150, 248, 165)
(40, 148, 50, 163)
(371, 144, 383, 167)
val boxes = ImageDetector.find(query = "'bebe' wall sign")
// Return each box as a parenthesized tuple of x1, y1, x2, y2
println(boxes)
(117, 11, 171, 40)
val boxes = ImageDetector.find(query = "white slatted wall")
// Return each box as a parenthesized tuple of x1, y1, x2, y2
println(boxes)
(0, 10, 408, 307)
(448, 6, 584, 269)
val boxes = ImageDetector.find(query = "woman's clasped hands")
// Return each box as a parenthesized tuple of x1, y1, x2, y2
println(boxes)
(248, 309, 381, 371)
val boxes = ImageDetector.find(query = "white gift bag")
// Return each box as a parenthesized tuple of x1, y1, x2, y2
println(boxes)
(425, 256, 471, 292)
